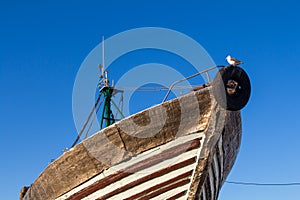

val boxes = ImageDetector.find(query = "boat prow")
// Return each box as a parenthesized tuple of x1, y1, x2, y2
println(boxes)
(21, 66, 250, 200)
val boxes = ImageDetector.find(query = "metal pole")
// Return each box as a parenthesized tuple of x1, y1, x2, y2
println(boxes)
(102, 36, 105, 69)
(162, 66, 220, 102)
(105, 89, 111, 128)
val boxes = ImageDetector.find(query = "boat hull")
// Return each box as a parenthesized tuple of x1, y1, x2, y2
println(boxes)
(22, 87, 242, 200)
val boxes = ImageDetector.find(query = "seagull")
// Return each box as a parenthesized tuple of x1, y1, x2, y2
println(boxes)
(226, 55, 244, 66)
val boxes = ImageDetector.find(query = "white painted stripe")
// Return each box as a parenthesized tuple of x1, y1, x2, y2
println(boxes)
(56, 133, 203, 200)
(208, 167, 215, 200)
(177, 195, 187, 200)
(217, 135, 224, 180)
(213, 154, 220, 195)
(83, 151, 197, 200)
(202, 185, 207, 200)
(107, 165, 192, 200)
(111, 132, 204, 172)
(151, 184, 189, 200)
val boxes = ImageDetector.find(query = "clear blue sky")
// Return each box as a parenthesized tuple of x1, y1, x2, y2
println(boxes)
(1, 0, 300, 199)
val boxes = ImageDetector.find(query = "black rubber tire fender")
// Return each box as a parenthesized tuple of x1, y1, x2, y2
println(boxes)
(212, 66, 251, 111)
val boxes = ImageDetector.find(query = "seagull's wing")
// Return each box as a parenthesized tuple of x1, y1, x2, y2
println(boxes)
(231, 57, 243, 64)
(231, 57, 241, 62)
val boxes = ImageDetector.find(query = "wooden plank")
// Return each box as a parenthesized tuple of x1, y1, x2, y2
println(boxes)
(134, 179, 190, 199)
(66, 139, 200, 200)
(95, 159, 195, 200)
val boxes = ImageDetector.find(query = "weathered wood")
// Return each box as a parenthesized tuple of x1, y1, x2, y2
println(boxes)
(22, 87, 241, 200)
(189, 110, 242, 200)
(221, 111, 241, 183)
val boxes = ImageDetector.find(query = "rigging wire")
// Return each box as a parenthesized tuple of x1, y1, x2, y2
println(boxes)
(115, 85, 199, 92)
(114, 92, 123, 119)
(83, 97, 105, 140)
(70, 93, 102, 148)
(225, 181, 300, 186)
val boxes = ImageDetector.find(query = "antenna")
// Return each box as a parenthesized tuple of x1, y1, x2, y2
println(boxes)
(98, 64, 104, 78)
(99, 36, 109, 86)
(103, 36, 109, 86)
(102, 36, 105, 69)
(98, 36, 105, 78)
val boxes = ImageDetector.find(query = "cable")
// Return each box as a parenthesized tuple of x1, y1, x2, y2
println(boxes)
(225, 181, 300, 186)
(115, 85, 198, 92)
(83, 97, 104, 140)
(70, 93, 102, 148)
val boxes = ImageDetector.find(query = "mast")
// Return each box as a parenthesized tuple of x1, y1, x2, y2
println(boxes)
(99, 86, 115, 129)
(71, 36, 123, 148)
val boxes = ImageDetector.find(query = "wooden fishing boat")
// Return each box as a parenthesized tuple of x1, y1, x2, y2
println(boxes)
(21, 65, 251, 200)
